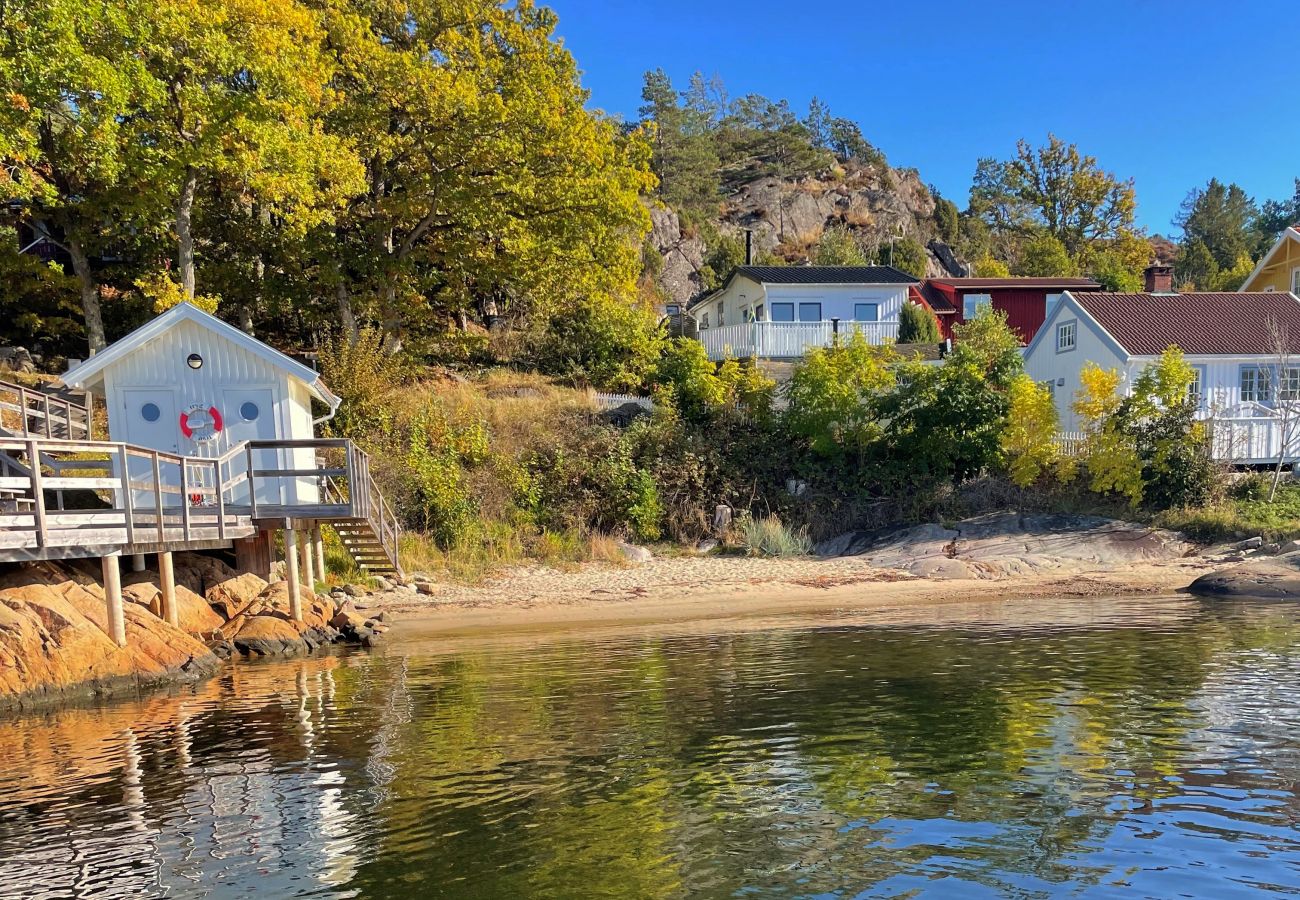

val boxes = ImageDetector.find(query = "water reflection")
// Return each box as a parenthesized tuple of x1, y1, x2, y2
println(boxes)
(0, 596, 1298, 898)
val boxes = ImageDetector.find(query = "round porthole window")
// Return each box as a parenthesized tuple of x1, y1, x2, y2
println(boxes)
(240, 401, 259, 422)
(141, 402, 161, 423)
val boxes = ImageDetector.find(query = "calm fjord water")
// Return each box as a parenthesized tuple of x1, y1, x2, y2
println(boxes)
(1, 595, 1298, 899)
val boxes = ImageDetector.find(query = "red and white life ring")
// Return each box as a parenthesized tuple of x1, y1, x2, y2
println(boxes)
(179, 404, 223, 442)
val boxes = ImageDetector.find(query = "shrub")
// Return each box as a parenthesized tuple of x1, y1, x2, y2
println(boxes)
(740, 515, 812, 557)
(318, 325, 405, 438)
(897, 301, 941, 344)
(532, 294, 664, 390)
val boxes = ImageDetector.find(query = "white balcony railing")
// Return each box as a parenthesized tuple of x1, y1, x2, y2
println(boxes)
(697, 320, 899, 361)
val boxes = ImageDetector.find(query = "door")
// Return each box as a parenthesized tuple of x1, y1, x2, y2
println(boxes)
(222, 388, 280, 507)
(121, 389, 179, 512)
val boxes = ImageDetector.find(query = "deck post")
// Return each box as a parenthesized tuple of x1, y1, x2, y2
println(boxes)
(158, 551, 178, 628)
(102, 553, 126, 647)
(312, 524, 326, 584)
(132, 554, 146, 572)
(284, 526, 303, 622)
(300, 526, 315, 593)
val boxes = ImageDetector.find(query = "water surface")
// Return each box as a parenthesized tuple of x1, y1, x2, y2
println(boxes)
(1, 595, 1298, 898)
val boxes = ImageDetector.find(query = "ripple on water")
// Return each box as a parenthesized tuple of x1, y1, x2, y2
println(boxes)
(0, 596, 1298, 898)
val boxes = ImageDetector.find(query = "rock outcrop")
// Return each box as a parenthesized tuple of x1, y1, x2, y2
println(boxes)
(646, 204, 707, 303)
(0, 563, 218, 708)
(1188, 553, 1300, 599)
(816, 512, 1193, 580)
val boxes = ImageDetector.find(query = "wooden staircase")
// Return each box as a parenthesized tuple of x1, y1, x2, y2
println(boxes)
(324, 443, 402, 578)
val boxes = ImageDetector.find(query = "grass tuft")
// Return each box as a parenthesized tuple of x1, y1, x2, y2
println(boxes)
(740, 515, 812, 557)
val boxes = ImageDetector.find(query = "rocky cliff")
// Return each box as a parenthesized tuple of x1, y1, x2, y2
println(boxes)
(645, 162, 966, 306)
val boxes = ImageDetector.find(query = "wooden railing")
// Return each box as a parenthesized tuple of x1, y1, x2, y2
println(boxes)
(0, 380, 91, 440)
(0, 436, 401, 567)
(698, 321, 900, 361)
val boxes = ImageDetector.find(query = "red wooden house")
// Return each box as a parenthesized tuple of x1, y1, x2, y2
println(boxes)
(910, 277, 1101, 343)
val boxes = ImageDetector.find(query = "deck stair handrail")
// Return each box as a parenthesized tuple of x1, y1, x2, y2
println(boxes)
(319, 441, 402, 576)
(0, 380, 91, 440)
(0, 436, 402, 568)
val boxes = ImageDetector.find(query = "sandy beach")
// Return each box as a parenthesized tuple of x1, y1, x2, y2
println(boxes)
(371, 551, 1217, 641)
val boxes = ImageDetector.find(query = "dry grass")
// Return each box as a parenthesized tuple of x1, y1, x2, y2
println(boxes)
(588, 533, 630, 567)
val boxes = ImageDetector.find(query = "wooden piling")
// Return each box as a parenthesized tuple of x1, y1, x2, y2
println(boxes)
(159, 551, 178, 628)
(312, 524, 326, 584)
(102, 553, 126, 647)
(284, 527, 303, 622)
(131, 553, 146, 572)
(300, 527, 315, 593)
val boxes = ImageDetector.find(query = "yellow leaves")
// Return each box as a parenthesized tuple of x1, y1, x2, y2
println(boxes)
(135, 271, 219, 314)
(1001, 374, 1066, 487)
(1073, 361, 1123, 426)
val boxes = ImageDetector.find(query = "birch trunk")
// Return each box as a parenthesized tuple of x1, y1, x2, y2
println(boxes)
(176, 167, 197, 298)
(65, 237, 106, 353)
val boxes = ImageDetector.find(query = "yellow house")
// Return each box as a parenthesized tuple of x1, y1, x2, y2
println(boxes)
(1239, 226, 1300, 294)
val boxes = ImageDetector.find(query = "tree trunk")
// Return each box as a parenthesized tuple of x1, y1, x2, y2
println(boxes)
(176, 167, 198, 298)
(330, 256, 358, 341)
(65, 237, 106, 354)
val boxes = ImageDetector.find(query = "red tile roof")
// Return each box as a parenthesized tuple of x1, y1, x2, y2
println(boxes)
(1072, 292, 1300, 355)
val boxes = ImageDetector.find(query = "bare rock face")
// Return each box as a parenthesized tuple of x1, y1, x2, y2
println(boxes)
(817, 513, 1192, 580)
(647, 204, 706, 305)
(1188, 553, 1300, 599)
(0, 563, 217, 708)
(232, 615, 308, 657)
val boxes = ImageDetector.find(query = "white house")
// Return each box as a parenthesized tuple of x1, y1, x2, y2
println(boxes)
(688, 265, 920, 360)
(63, 302, 341, 504)
(1023, 283, 1300, 463)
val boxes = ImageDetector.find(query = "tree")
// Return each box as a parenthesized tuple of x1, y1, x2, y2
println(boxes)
(1257, 178, 1300, 246)
(972, 256, 1011, 278)
(785, 334, 896, 456)
(970, 134, 1137, 257)
(828, 118, 882, 165)
(321, 0, 654, 349)
(640, 69, 720, 214)
(813, 225, 867, 265)
(1265, 317, 1300, 501)
(125, 0, 360, 301)
(1175, 179, 1258, 270)
(933, 196, 960, 244)
(1016, 232, 1076, 277)
(886, 237, 929, 278)
(1001, 374, 1065, 487)
(0, 0, 145, 351)
(1176, 238, 1219, 290)
(803, 97, 833, 149)
(897, 301, 940, 344)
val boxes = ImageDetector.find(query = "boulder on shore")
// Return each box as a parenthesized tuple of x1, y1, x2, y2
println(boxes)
(0, 562, 218, 708)
(1188, 555, 1300, 599)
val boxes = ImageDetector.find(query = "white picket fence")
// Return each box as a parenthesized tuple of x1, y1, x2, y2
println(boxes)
(591, 392, 655, 412)
(698, 321, 900, 361)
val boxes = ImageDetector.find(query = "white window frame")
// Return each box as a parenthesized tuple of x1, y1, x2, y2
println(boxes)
(1280, 366, 1300, 403)
(1056, 319, 1077, 353)
(1241, 365, 1273, 404)
(700, 312, 709, 329)
(754, 303, 765, 322)
(963, 293, 992, 319)
(1292, 266, 1300, 295)
(797, 302, 822, 322)
(716, 301, 724, 327)
(853, 302, 880, 322)
(1188, 365, 1204, 405)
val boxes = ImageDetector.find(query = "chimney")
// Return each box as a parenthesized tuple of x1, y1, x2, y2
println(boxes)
(744, 229, 753, 265)
(1144, 263, 1174, 294)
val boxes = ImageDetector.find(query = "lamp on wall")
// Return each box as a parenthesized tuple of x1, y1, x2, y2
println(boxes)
(187, 353, 203, 370)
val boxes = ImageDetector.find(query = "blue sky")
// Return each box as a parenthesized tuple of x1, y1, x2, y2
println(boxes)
(552, 0, 1299, 235)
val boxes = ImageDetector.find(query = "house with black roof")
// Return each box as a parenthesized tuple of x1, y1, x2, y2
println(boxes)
(685, 265, 920, 360)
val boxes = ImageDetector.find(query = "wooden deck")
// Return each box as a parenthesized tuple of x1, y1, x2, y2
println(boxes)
(0, 435, 401, 572)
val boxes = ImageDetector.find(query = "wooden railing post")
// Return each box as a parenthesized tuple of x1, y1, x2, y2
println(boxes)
(214, 459, 226, 539)
(117, 444, 135, 545)
(26, 439, 45, 548)
(40, 393, 51, 437)
(246, 444, 258, 518)
(179, 457, 191, 540)
(151, 451, 164, 542)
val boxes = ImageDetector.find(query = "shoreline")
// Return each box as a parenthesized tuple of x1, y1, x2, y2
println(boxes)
(375, 555, 1216, 643)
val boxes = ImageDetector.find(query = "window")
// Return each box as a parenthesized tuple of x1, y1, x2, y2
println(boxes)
(240, 401, 260, 422)
(716, 301, 724, 327)
(1188, 367, 1203, 405)
(798, 302, 822, 322)
(1056, 320, 1077, 352)
(771, 302, 795, 322)
(1281, 366, 1300, 402)
(700, 312, 709, 329)
(755, 304, 765, 322)
(1241, 366, 1273, 403)
(141, 402, 161, 423)
(742, 306, 753, 323)
(1292, 267, 1300, 295)
(963, 293, 992, 319)
(1045, 293, 1063, 316)
(854, 302, 880, 322)
(665, 304, 680, 316)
